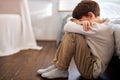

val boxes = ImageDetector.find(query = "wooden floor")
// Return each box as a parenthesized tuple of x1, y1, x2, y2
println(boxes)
(0, 41, 79, 80)
(0, 41, 120, 80)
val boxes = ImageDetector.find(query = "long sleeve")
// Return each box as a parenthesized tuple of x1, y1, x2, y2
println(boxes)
(64, 21, 97, 35)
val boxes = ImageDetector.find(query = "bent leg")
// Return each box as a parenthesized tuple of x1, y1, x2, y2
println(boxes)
(73, 33, 95, 79)
(53, 32, 76, 70)
(53, 32, 95, 79)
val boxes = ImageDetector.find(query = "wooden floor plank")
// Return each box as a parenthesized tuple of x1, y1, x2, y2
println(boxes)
(0, 41, 120, 80)
(0, 41, 67, 80)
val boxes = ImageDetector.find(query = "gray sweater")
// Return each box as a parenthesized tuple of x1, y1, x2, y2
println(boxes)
(64, 18, 114, 78)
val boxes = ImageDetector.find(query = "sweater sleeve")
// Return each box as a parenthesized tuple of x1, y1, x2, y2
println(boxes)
(64, 21, 97, 35)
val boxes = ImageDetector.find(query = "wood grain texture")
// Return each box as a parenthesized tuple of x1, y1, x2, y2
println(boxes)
(0, 41, 120, 80)
(0, 41, 69, 80)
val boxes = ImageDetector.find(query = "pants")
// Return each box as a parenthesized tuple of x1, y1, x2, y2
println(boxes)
(53, 32, 96, 79)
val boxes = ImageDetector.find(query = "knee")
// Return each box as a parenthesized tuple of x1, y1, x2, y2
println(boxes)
(63, 32, 76, 39)
(64, 32, 84, 39)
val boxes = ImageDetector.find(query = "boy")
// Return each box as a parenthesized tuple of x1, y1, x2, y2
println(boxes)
(37, 0, 114, 79)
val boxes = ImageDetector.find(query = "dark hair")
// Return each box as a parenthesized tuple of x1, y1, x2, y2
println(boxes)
(72, 0, 100, 19)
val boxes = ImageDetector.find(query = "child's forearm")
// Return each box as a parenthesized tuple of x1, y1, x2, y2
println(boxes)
(70, 18, 93, 31)
(64, 21, 96, 35)
(70, 18, 81, 25)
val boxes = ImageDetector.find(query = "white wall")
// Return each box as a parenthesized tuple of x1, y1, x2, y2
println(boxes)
(28, 0, 58, 40)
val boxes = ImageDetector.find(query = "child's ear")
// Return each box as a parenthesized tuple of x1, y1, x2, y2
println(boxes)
(88, 12, 95, 18)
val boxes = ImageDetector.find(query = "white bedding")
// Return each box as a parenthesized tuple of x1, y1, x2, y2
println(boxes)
(99, 2, 120, 19)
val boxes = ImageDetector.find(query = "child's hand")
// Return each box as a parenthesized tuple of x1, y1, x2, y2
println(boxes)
(71, 18, 93, 31)
(79, 20, 93, 31)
